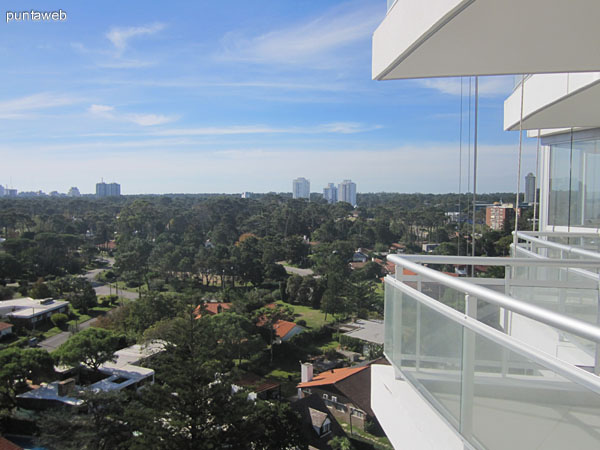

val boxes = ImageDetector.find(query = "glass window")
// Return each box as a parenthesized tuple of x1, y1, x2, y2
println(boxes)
(548, 136, 600, 228)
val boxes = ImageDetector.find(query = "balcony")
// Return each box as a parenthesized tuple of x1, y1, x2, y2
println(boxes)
(504, 73, 600, 131)
(373, 0, 600, 80)
(376, 248, 600, 449)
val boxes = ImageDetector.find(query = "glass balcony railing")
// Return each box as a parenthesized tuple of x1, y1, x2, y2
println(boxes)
(384, 253, 600, 449)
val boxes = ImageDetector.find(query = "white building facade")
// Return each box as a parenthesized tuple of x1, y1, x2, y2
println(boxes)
(292, 177, 310, 199)
(323, 183, 338, 204)
(372, 1, 600, 449)
(338, 180, 357, 207)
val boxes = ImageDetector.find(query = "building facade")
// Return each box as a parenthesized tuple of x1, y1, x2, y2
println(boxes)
(485, 203, 518, 231)
(372, 1, 600, 449)
(67, 187, 81, 197)
(323, 183, 338, 204)
(525, 172, 536, 203)
(292, 177, 310, 199)
(338, 180, 357, 207)
(96, 181, 121, 197)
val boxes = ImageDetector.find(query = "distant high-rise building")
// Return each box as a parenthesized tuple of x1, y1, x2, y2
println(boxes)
(292, 177, 310, 199)
(6, 189, 17, 197)
(68, 187, 81, 197)
(323, 183, 338, 204)
(0, 185, 4, 197)
(525, 172, 536, 203)
(96, 181, 121, 197)
(338, 179, 357, 207)
(241, 192, 253, 199)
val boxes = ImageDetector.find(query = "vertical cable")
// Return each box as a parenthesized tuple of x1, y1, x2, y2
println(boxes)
(467, 77, 472, 258)
(458, 77, 463, 256)
(533, 130, 540, 231)
(514, 74, 525, 252)
(472, 76, 479, 262)
(567, 128, 574, 231)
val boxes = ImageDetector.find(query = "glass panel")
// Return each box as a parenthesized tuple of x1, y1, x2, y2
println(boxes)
(399, 291, 463, 427)
(548, 137, 600, 228)
(470, 334, 600, 450)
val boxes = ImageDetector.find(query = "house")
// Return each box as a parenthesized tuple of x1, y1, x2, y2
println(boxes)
(0, 437, 23, 450)
(389, 243, 406, 254)
(342, 319, 384, 348)
(193, 301, 231, 319)
(96, 240, 117, 251)
(421, 243, 439, 253)
(372, 1, 600, 448)
(297, 363, 374, 431)
(292, 394, 348, 449)
(271, 319, 304, 343)
(351, 250, 369, 263)
(0, 321, 14, 338)
(17, 342, 163, 410)
(234, 372, 281, 401)
(0, 297, 69, 328)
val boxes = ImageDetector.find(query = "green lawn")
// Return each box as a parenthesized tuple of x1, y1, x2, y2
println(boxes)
(340, 422, 393, 449)
(276, 300, 332, 329)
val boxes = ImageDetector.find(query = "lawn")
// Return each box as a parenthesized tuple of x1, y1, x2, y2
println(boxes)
(276, 300, 332, 329)
(340, 422, 394, 449)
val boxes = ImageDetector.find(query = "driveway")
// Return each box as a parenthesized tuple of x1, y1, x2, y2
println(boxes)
(39, 316, 98, 351)
(280, 265, 314, 277)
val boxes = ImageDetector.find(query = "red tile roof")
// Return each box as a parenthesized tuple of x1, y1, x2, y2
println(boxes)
(273, 320, 299, 339)
(297, 366, 368, 388)
(0, 322, 13, 331)
(0, 437, 23, 450)
(193, 302, 231, 319)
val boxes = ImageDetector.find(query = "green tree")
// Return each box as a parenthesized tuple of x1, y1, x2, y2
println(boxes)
(0, 347, 54, 414)
(55, 328, 120, 371)
(51, 313, 69, 329)
(37, 391, 131, 450)
(29, 278, 52, 299)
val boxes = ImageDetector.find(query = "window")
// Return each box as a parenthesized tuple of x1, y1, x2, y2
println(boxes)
(353, 410, 364, 419)
(335, 403, 346, 413)
(321, 422, 331, 435)
(331, 396, 337, 403)
(322, 393, 328, 400)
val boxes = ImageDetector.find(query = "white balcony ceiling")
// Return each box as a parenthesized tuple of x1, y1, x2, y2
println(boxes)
(373, 0, 600, 80)
(504, 73, 600, 131)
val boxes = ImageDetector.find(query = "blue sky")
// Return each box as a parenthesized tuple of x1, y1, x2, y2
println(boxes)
(0, 0, 535, 194)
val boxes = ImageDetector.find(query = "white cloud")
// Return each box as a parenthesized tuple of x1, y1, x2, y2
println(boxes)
(151, 122, 380, 136)
(0, 93, 82, 119)
(219, 1, 382, 67)
(87, 104, 177, 127)
(106, 23, 165, 55)
(419, 76, 515, 98)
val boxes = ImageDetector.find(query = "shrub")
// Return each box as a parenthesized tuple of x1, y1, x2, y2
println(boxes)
(51, 313, 69, 329)
(296, 319, 307, 327)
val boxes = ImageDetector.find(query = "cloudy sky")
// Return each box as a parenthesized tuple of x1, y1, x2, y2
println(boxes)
(0, 0, 535, 194)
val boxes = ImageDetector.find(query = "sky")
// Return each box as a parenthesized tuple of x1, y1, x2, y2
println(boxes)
(0, 0, 536, 195)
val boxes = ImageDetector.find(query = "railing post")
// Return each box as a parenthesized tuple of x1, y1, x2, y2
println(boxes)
(460, 294, 477, 440)
(596, 281, 600, 376)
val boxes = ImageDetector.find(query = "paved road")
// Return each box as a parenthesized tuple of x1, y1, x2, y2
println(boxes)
(39, 257, 135, 351)
(280, 264, 314, 277)
(39, 316, 98, 351)
(94, 284, 139, 300)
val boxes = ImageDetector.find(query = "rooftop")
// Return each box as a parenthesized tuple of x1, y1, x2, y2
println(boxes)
(342, 319, 384, 345)
(0, 297, 69, 319)
(297, 366, 367, 388)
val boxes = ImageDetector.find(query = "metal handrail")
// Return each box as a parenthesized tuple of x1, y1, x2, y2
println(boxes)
(514, 231, 600, 260)
(398, 254, 600, 268)
(385, 276, 600, 395)
(518, 230, 600, 238)
(387, 254, 600, 344)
